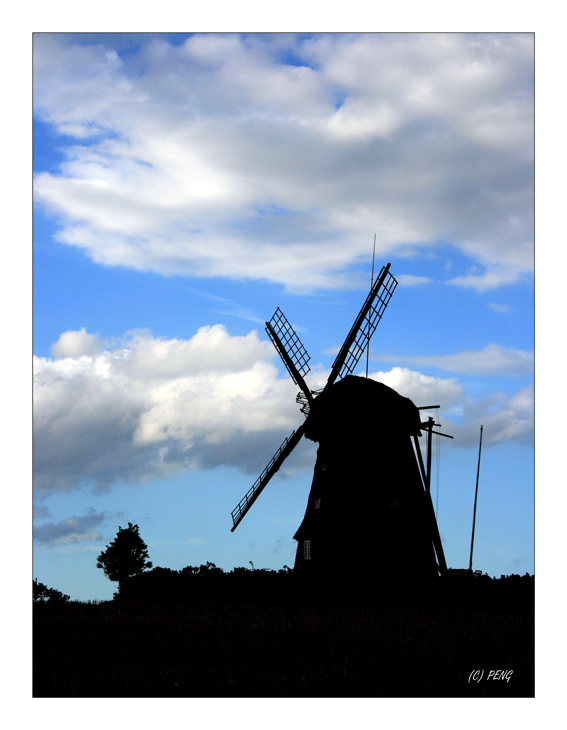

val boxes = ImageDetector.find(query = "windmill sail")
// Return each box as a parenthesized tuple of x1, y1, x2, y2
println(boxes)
(266, 308, 311, 397)
(326, 263, 397, 387)
(231, 423, 306, 531)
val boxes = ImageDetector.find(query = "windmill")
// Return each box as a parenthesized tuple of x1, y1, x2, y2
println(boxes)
(230, 263, 451, 586)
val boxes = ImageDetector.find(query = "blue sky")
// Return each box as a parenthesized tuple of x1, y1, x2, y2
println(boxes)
(32, 32, 534, 601)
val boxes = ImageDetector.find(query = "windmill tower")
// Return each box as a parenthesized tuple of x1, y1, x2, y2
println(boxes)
(230, 263, 450, 588)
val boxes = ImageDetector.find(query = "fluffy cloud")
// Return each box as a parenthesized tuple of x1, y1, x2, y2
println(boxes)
(373, 344, 534, 376)
(33, 33, 533, 291)
(370, 367, 533, 447)
(33, 509, 106, 546)
(456, 385, 534, 446)
(370, 366, 464, 408)
(51, 326, 101, 357)
(448, 262, 532, 291)
(34, 325, 308, 494)
(34, 327, 533, 495)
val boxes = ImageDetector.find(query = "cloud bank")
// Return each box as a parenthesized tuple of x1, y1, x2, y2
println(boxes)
(34, 327, 534, 495)
(34, 326, 306, 494)
(33, 33, 533, 292)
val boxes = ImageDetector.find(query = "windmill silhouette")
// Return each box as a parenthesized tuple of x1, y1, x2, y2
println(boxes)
(230, 263, 451, 587)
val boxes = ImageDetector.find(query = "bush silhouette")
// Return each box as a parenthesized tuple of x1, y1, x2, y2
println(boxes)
(33, 578, 70, 604)
(115, 563, 296, 604)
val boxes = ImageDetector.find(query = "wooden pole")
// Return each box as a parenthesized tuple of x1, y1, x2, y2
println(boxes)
(413, 427, 448, 575)
(469, 425, 484, 572)
(413, 434, 427, 487)
(426, 416, 434, 493)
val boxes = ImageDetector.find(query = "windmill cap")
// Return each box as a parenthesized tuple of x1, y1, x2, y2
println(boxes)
(304, 375, 421, 444)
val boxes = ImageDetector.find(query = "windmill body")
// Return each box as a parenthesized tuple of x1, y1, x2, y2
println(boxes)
(293, 375, 439, 585)
(230, 263, 448, 588)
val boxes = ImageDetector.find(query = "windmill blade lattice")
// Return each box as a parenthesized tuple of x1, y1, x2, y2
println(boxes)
(266, 308, 311, 387)
(328, 264, 397, 386)
(231, 423, 306, 532)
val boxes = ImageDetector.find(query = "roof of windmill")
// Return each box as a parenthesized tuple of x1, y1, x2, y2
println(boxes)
(304, 375, 422, 444)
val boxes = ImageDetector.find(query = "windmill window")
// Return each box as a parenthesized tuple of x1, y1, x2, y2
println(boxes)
(304, 540, 311, 560)
(321, 463, 327, 472)
(389, 496, 398, 507)
(314, 498, 321, 510)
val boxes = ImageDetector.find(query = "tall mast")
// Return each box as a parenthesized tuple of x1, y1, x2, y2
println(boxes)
(365, 234, 376, 379)
(469, 425, 484, 572)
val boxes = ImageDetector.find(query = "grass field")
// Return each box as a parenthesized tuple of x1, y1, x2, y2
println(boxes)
(33, 586, 534, 698)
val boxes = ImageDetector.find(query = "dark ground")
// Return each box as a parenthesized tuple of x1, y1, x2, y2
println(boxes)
(33, 574, 534, 698)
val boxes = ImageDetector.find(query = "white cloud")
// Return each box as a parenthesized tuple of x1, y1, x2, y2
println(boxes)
(370, 367, 464, 408)
(34, 328, 533, 495)
(373, 344, 533, 376)
(51, 326, 101, 357)
(489, 302, 513, 314)
(33, 33, 533, 291)
(396, 274, 433, 287)
(447, 263, 532, 291)
(34, 325, 308, 494)
(369, 367, 533, 447)
(450, 385, 534, 447)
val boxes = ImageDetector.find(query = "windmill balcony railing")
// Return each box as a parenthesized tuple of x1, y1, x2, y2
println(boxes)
(296, 388, 323, 416)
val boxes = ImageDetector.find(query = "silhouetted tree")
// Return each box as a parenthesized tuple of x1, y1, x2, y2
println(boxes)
(96, 522, 152, 585)
(33, 578, 70, 603)
(181, 565, 200, 576)
(197, 561, 224, 577)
